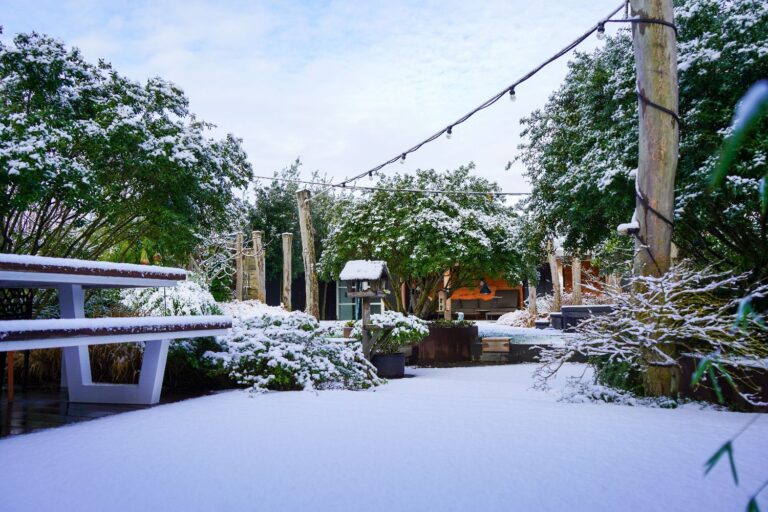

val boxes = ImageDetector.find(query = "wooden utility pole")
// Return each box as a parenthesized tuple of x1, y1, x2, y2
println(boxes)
(281, 232, 293, 310)
(252, 230, 266, 302)
(296, 190, 320, 318)
(631, 0, 679, 396)
(235, 232, 244, 301)
(572, 256, 582, 305)
(631, 0, 678, 278)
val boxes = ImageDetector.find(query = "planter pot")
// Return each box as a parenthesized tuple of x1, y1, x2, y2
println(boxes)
(342, 326, 353, 338)
(418, 325, 478, 363)
(372, 353, 405, 379)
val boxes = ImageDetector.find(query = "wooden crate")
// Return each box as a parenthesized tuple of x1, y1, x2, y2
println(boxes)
(481, 337, 510, 353)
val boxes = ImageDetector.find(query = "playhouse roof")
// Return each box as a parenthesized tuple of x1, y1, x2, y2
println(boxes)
(339, 260, 388, 281)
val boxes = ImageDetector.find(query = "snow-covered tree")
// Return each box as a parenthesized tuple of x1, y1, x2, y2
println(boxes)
(517, 0, 768, 278)
(318, 165, 523, 318)
(0, 32, 252, 263)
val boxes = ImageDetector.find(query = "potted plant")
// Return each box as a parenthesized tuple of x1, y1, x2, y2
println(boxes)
(352, 311, 428, 378)
(342, 320, 355, 338)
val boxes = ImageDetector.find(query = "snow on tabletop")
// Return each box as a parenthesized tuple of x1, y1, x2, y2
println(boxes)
(338, 260, 387, 281)
(0, 253, 186, 278)
(0, 364, 765, 511)
(0, 315, 232, 337)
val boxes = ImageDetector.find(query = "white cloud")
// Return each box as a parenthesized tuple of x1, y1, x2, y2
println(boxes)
(1, 0, 623, 193)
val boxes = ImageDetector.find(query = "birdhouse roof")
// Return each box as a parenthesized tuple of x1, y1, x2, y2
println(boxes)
(339, 260, 388, 281)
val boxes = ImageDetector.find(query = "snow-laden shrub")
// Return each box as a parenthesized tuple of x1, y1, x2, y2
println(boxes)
(218, 299, 288, 320)
(120, 275, 222, 316)
(535, 263, 768, 406)
(120, 274, 230, 390)
(497, 309, 536, 328)
(351, 310, 429, 355)
(209, 311, 383, 393)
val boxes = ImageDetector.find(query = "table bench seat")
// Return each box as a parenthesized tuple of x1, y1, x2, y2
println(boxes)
(0, 316, 232, 352)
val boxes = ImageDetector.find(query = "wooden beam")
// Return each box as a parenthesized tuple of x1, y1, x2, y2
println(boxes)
(295, 190, 320, 318)
(282, 232, 293, 311)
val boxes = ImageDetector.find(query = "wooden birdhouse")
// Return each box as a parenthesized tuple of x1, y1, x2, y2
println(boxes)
(339, 260, 390, 298)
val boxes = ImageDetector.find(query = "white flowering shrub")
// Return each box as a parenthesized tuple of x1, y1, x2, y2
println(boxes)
(120, 275, 222, 317)
(351, 311, 429, 355)
(208, 311, 383, 393)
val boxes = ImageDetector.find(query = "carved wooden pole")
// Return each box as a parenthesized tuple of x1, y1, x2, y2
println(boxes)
(296, 190, 320, 318)
(281, 232, 293, 310)
(547, 241, 561, 313)
(235, 232, 244, 301)
(631, 0, 678, 278)
(252, 230, 266, 302)
(631, 0, 679, 397)
(527, 281, 537, 316)
(572, 256, 582, 305)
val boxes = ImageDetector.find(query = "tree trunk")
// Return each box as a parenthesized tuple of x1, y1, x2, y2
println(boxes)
(235, 232, 244, 301)
(252, 230, 266, 303)
(631, 0, 680, 396)
(281, 233, 292, 311)
(296, 190, 320, 318)
(572, 256, 582, 305)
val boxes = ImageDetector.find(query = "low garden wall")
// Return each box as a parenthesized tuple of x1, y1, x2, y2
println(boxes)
(418, 324, 478, 363)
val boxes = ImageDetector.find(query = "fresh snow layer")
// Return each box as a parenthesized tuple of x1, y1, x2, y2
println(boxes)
(0, 364, 765, 512)
(0, 252, 186, 277)
(338, 259, 387, 281)
(0, 315, 231, 337)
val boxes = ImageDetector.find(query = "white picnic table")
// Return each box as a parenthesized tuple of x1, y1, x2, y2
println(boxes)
(0, 254, 231, 405)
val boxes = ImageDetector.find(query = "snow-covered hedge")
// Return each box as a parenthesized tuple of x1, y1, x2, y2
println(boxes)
(209, 311, 383, 393)
(120, 275, 221, 316)
(351, 310, 429, 355)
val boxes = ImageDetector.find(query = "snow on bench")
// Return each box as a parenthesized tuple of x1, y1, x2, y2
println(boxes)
(0, 315, 232, 352)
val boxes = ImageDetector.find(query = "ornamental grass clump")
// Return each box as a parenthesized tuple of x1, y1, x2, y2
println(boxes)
(209, 311, 383, 393)
(535, 262, 768, 406)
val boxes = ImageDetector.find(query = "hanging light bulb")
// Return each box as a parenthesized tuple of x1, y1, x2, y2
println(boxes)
(508, 87, 516, 102)
(400, 154, 406, 165)
(446, 126, 453, 140)
(596, 23, 606, 40)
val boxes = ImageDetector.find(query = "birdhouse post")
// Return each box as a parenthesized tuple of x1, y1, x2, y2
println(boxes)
(339, 260, 390, 359)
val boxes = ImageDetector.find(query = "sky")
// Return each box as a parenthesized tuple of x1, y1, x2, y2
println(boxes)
(1, 0, 624, 194)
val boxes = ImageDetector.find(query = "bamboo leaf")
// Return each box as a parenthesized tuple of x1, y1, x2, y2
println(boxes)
(692, 357, 710, 387)
(712, 80, 768, 187)
(747, 497, 760, 512)
(704, 441, 738, 485)
(708, 366, 725, 404)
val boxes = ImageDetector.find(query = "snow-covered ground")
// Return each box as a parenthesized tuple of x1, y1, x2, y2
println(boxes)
(0, 365, 765, 511)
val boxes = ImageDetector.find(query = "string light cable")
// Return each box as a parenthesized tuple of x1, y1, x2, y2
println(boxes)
(334, 2, 627, 189)
(252, 175, 530, 196)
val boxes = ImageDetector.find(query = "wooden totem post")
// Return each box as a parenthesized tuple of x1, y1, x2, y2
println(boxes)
(571, 256, 582, 305)
(296, 190, 320, 318)
(235, 232, 244, 301)
(547, 241, 562, 313)
(631, 0, 679, 396)
(252, 230, 266, 302)
(282, 232, 293, 310)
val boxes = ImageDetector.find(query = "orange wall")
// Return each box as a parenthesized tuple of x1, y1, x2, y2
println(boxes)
(451, 277, 522, 305)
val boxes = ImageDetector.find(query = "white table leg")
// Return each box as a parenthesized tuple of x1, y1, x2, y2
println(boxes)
(57, 284, 170, 405)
